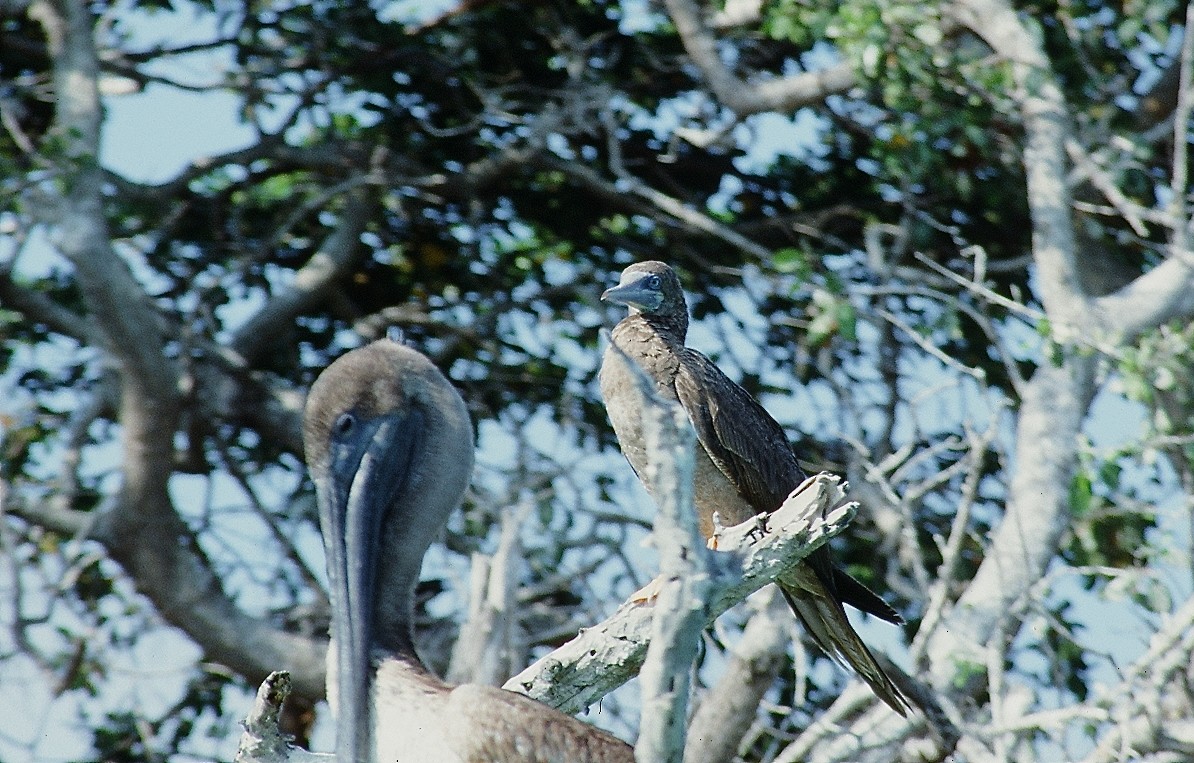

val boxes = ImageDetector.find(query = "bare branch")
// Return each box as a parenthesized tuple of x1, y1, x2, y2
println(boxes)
(1085, 14, 1194, 339)
(775, 683, 911, 763)
(90, 483, 330, 697)
(924, 357, 1097, 692)
(630, 343, 708, 763)
(949, 0, 1088, 329)
(1169, 10, 1194, 258)
(23, 1, 328, 702)
(1082, 594, 1194, 763)
(683, 590, 790, 763)
(1066, 139, 1151, 237)
(549, 154, 771, 261)
(0, 273, 100, 345)
(4, 489, 96, 538)
(953, 0, 1194, 342)
(235, 671, 332, 763)
(214, 444, 328, 605)
(876, 307, 987, 381)
(230, 188, 375, 364)
(1089, 252, 1194, 340)
(661, 0, 855, 115)
(504, 473, 859, 715)
(28, 0, 179, 404)
(911, 419, 1000, 664)
(446, 502, 531, 686)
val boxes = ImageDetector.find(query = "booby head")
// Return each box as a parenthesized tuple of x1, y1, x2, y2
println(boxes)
(601, 260, 687, 317)
(303, 339, 473, 763)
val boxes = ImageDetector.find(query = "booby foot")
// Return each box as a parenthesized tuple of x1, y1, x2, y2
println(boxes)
(707, 510, 726, 550)
(746, 512, 769, 541)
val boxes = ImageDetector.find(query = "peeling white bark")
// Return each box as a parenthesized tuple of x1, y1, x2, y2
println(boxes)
(505, 473, 858, 715)
(242, 478, 858, 761)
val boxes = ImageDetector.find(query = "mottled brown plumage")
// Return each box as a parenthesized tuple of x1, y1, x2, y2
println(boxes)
(305, 339, 634, 762)
(599, 261, 909, 716)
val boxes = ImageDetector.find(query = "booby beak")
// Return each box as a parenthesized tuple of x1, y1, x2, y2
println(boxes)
(317, 411, 421, 763)
(601, 275, 662, 312)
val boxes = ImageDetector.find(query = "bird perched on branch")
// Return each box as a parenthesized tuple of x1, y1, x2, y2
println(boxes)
(599, 261, 910, 715)
(304, 339, 634, 762)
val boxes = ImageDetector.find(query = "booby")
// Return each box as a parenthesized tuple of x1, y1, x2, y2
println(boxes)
(304, 339, 635, 762)
(599, 261, 910, 715)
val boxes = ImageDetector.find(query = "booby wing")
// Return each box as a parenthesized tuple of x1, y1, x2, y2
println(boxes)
(671, 349, 909, 713)
(672, 346, 902, 624)
(673, 346, 805, 513)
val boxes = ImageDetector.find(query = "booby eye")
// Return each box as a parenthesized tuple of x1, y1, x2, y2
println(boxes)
(645, 274, 662, 289)
(334, 412, 356, 437)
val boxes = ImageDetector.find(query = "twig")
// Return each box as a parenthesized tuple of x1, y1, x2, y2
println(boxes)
(1066, 139, 1150, 237)
(910, 252, 1046, 324)
(1170, 7, 1194, 258)
(911, 418, 1000, 664)
(596, 108, 772, 261)
(876, 308, 987, 381)
(214, 443, 329, 606)
(234, 671, 331, 763)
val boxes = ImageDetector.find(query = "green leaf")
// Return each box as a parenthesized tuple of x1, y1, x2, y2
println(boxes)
(1069, 470, 1093, 516)
(772, 247, 812, 277)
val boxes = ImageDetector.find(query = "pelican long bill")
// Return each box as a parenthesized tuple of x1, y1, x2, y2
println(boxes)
(317, 411, 420, 763)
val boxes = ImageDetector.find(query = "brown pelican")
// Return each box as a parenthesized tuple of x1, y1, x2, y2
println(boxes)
(304, 339, 635, 762)
(599, 261, 910, 715)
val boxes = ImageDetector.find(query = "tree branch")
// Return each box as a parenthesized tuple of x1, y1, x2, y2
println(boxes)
(0, 272, 98, 344)
(924, 356, 1097, 693)
(683, 589, 790, 763)
(235, 671, 332, 763)
(1082, 593, 1194, 763)
(628, 343, 708, 763)
(1091, 250, 1194, 339)
(445, 502, 531, 686)
(921, 0, 1108, 716)
(28, 0, 179, 402)
(547, 157, 771, 261)
(1088, 13, 1194, 339)
(230, 188, 375, 364)
(661, 0, 855, 115)
(948, 0, 1089, 329)
(26, 0, 328, 702)
(503, 473, 859, 715)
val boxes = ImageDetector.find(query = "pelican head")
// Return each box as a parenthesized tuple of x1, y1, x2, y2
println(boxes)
(303, 339, 473, 763)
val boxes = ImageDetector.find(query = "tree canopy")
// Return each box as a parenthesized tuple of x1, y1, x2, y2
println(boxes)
(2, 0, 1193, 760)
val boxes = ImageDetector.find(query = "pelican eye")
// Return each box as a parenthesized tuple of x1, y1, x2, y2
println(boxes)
(334, 412, 356, 437)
